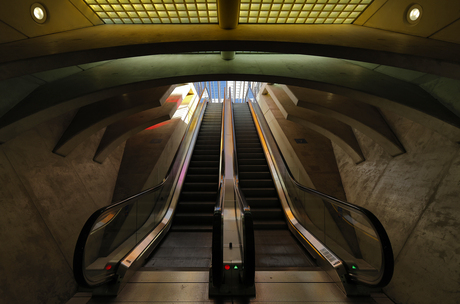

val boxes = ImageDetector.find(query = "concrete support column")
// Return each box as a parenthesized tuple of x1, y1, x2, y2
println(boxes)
(218, 0, 240, 29)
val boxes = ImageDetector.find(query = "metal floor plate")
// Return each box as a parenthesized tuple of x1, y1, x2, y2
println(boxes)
(144, 232, 212, 268)
(71, 270, 393, 304)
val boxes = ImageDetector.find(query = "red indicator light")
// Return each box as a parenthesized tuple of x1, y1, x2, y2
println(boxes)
(105, 265, 112, 270)
(224, 265, 230, 270)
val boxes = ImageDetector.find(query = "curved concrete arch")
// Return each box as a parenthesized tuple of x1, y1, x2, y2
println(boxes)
(263, 85, 365, 163)
(1, 24, 460, 81)
(1, 54, 459, 144)
(53, 85, 176, 157)
(93, 100, 181, 163)
(281, 85, 405, 157)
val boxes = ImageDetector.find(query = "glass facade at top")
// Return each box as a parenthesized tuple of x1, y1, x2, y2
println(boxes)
(194, 81, 262, 103)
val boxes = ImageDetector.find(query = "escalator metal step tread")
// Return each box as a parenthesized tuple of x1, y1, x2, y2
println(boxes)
(170, 225, 213, 232)
(253, 220, 287, 230)
(175, 213, 214, 217)
(185, 174, 219, 182)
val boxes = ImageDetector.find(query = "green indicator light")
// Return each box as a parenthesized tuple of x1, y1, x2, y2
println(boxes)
(351, 265, 357, 270)
(234, 265, 239, 270)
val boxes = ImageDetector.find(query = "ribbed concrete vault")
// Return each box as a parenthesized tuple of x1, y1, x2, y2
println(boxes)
(1, 54, 459, 158)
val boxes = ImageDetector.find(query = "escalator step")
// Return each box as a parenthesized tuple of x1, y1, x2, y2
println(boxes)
(239, 165, 269, 172)
(174, 213, 214, 225)
(189, 161, 219, 167)
(180, 191, 217, 201)
(239, 172, 272, 179)
(239, 159, 267, 166)
(186, 167, 219, 174)
(182, 182, 219, 191)
(193, 150, 219, 155)
(246, 197, 280, 208)
(176, 201, 216, 213)
(251, 208, 284, 220)
(253, 220, 287, 230)
(239, 179, 274, 188)
(170, 225, 213, 232)
(192, 155, 219, 162)
(185, 174, 219, 182)
(241, 188, 277, 197)
(238, 153, 265, 159)
(237, 148, 264, 154)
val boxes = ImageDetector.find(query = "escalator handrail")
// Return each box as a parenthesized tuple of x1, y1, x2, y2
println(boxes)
(215, 99, 226, 212)
(247, 100, 394, 288)
(73, 93, 208, 288)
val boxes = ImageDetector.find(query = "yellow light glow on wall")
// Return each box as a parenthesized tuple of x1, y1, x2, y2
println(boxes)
(84, 0, 218, 24)
(239, 0, 373, 24)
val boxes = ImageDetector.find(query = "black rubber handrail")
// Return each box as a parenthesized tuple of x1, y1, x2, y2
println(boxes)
(249, 100, 394, 288)
(73, 92, 207, 289)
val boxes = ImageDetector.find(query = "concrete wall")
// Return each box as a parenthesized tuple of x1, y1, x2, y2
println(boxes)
(112, 118, 183, 202)
(333, 109, 460, 304)
(0, 112, 124, 304)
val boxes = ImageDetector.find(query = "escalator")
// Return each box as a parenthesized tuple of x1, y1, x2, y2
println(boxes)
(236, 100, 394, 296)
(233, 103, 316, 269)
(172, 103, 222, 232)
(143, 103, 222, 269)
(72, 97, 393, 301)
(73, 98, 225, 294)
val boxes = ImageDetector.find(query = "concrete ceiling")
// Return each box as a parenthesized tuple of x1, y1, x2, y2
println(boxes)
(0, 0, 459, 162)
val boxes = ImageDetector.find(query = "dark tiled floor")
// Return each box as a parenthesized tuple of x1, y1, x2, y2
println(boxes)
(144, 232, 212, 268)
(254, 230, 316, 268)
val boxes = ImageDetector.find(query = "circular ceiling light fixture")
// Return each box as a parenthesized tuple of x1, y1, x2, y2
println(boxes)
(406, 4, 422, 25)
(31, 3, 47, 24)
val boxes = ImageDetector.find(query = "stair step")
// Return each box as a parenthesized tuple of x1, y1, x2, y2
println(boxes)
(189, 160, 219, 167)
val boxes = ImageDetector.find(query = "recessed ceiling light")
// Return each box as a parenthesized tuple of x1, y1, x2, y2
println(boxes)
(406, 4, 422, 25)
(31, 3, 47, 24)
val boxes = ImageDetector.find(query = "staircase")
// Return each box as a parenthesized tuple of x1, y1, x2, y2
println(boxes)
(233, 103, 286, 230)
(172, 103, 223, 231)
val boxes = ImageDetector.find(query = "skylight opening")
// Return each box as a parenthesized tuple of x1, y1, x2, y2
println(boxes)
(239, 0, 373, 24)
(84, 0, 218, 24)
